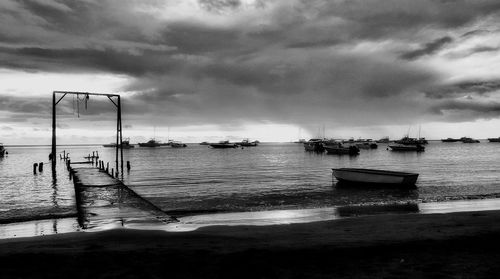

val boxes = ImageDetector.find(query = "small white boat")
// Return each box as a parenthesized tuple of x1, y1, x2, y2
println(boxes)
(332, 168, 419, 187)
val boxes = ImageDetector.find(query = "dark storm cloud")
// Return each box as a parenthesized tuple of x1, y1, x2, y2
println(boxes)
(199, 0, 241, 12)
(2, 0, 500, 128)
(429, 98, 500, 121)
(425, 80, 500, 99)
(400, 36, 454, 60)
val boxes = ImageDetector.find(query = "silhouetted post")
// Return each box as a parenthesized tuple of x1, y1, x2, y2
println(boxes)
(67, 159, 71, 170)
(39, 162, 43, 172)
(111, 169, 114, 177)
(127, 161, 130, 171)
(63, 150, 66, 160)
(33, 163, 38, 174)
(51, 92, 56, 167)
(106, 162, 109, 173)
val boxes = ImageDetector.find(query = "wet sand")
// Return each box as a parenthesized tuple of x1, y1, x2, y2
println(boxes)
(1, 210, 500, 278)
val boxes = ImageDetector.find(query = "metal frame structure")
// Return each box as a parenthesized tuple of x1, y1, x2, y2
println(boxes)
(51, 91, 123, 175)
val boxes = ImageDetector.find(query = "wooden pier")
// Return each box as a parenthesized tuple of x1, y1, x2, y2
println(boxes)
(69, 161, 176, 230)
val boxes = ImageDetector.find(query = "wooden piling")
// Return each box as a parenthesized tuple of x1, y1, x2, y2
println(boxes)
(111, 168, 114, 177)
(106, 162, 109, 173)
(127, 161, 130, 170)
(38, 162, 43, 172)
(33, 163, 38, 174)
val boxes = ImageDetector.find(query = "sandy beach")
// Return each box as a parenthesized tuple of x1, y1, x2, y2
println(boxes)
(1, 210, 500, 278)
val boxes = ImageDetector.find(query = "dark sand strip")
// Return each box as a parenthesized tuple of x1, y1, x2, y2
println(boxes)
(1, 210, 500, 278)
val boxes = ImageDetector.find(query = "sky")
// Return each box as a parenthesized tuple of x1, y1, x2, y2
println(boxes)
(2, 0, 500, 144)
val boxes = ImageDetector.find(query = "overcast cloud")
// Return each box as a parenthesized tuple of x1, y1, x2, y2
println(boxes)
(2, 0, 500, 140)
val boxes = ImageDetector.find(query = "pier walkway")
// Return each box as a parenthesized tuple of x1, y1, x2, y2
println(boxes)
(69, 162, 176, 230)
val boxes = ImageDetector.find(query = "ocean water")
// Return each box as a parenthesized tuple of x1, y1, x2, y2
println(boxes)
(1, 142, 500, 223)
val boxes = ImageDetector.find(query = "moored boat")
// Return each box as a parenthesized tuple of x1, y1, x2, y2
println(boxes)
(332, 168, 419, 188)
(394, 136, 427, 145)
(441, 138, 460, 142)
(488, 137, 500, 142)
(170, 141, 187, 148)
(323, 141, 359, 155)
(138, 139, 161, 147)
(375, 137, 390, 143)
(303, 139, 325, 152)
(239, 139, 258, 147)
(103, 139, 135, 148)
(460, 137, 480, 143)
(210, 141, 238, 148)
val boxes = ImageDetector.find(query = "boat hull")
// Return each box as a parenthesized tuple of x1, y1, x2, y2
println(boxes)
(210, 144, 237, 148)
(332, 168, 418, 188)
(388, 144, 424, 152)
(488, 138, 500, 142)
(138, 143, 160, 147)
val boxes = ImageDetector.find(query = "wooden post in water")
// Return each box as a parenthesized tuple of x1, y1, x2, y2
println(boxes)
(111, 169, 114, 177)
(51, 92, 56, 168)
(127, 161, 130, 171)
(39, 162, 43, 172)
(33, 163, 38, 174)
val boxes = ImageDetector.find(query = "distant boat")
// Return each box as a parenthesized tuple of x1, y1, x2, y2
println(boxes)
(394, 136, 427, 145)
(303, 139, 325, 152)
(209, 141, 238, 148)
(103, 138, 135, 149)
(0, 143, 5, 157)
(461, 137, 480, 143)
(239, 139, 258, 147)
(488, 137, 500, 142)
(388, 144, 425, 152)
(352, 139, 378, 149)
(138, 139, 161, 147)
(170, 141, 187, 148)
(332, 168, 419, 188)
(199, 142, 210, 145)
(324, 142, 359, 155)
(376, 137, 390, 143)
(441, 138, 460, 142)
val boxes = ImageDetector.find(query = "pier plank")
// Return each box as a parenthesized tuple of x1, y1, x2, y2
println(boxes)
(70, 164, 176, 230)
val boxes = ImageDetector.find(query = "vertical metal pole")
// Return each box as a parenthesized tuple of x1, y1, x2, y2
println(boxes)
(115, 97, 119, 175)
(51, 92, 56, 167)
(118, 96, 123, 175)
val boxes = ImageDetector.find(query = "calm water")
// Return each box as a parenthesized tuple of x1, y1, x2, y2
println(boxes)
(1, 142, 500, 222)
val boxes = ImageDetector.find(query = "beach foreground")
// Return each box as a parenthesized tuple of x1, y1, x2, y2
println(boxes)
(1, 210, 500, 278)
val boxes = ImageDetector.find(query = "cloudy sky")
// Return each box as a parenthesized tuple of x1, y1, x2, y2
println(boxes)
(2, 0, 500, 144)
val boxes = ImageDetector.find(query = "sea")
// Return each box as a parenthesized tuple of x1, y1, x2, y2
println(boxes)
(1, 141, 500, 235)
